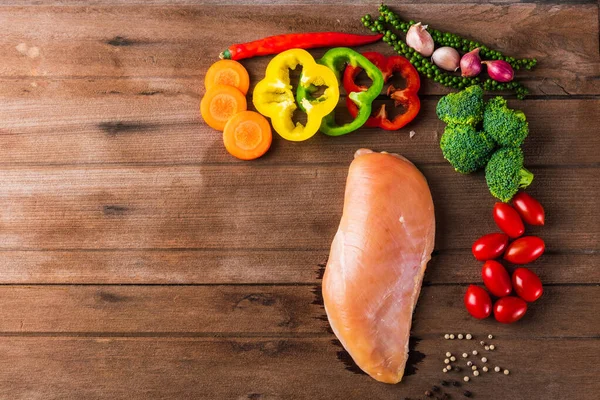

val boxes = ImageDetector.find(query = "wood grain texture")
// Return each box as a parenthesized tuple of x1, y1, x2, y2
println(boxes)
(0, 1, 597, 398)
(0, 166, 597, 251)
(0, 337, 596, 400)
(0, 285, 596, 337)
(0, 250, 597, 284)
(1, 82, 598, 166)
(0, 4, 597, 95)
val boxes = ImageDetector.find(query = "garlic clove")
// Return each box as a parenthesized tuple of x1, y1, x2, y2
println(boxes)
(406, 22, 434, 57)
(482, 60, 514, 82)
(432, 46, 460, 72)
(460, 48, 482, 77)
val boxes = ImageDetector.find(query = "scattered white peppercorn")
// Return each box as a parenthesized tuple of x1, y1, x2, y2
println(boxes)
(458, 334, 464, 339)
(450, 334, 455, 339)
(444, 334, 450, 339)
(471, 366, 477, 371)
(504, 369, 510, 375)
(466, 334, 472, 340)
(472, 350, 478, 356)
(480, 341, 485, 346)
(445, 352, 452, 357)
(473, 370, 480, 377)
(443, 368, 448, 373)
(462, 353, 468, 358)
(494, 367, 501, 372)
(489, 345, 495, 350)
(444, 359, 450, 364)
(450, 356, 456, 362)
(488, 334, 493, 339)
(463, 376, 470, 382)
(482, 366, 489, 372)
(481, 357, 487, 363)
(446, 365, 452, 371)
(467, 361, 473, 367)
(484, 346, 490, 351)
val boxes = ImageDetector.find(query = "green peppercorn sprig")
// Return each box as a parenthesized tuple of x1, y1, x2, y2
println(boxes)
(361, 5, 535, 99)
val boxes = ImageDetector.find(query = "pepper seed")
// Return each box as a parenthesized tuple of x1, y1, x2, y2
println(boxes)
(450, 356, 456, 362)
(472, 350, 478, 356)
(484, 345, 490, 351)
(463, 376, 470, 382)
(473, 370, 480, 377)
(450, 334, 455, 339)
(467, 361, 473, 367)
(481, 357, 487, 363)
(494, 366, 501, 372)
(447, 365, 452, 371)
(480, 341, 485, 346)
(445, 358, 450, 364)
(504, 369, 510, 375)
(443, 368, 448, 373)
(482, 366, 489, 372)
(458, 334, 464, 339)
(488, 334, 493, 339)
(462, 353, 468, 358)
(466, 334, 473, 340)
(471, 366, 477, 371)
(446, 352, 452, 357)
(445, 334, 450, 339)
(489, 345, 495, 350)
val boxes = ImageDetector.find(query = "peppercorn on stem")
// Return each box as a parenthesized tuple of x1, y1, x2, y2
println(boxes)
(362, 4, 533, 99)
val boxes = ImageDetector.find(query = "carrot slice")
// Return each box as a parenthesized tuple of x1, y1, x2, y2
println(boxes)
(223, 111, 272, 160)
(200, 84, 247, 131)
(204, 60, 250, 95)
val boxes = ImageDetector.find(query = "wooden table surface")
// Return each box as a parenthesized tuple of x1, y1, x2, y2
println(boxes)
(0, 0, 598, 399)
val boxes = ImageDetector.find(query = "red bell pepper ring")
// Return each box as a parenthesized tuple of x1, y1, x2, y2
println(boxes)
(343, 52, 421, 130)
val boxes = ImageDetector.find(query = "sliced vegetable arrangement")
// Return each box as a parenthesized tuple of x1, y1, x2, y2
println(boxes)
(343, 52, 421, 130)
(465, 193, 546, 324)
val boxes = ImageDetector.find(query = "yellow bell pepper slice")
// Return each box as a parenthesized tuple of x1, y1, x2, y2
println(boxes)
(253, 49, 339, 142)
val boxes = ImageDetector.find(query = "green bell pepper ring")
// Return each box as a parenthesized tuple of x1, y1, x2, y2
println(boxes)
(297, 47, 384, 136)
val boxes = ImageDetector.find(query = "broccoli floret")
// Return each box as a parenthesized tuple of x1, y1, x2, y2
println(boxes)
(483, 97, 529, 147)
(440, 124, 496, 174)
(485, 147, 534, 202)
(436, 85, 484, 126)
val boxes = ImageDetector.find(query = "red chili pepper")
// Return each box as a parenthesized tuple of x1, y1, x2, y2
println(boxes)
(343, 52, 420, 130)
(219, 32, 383, 61)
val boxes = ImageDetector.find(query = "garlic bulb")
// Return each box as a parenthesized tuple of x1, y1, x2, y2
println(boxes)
(431, 47, 460, 71)
(460, 48, 482, 77)
(406, 22, 434, 57)
(482, 60, 514, 82)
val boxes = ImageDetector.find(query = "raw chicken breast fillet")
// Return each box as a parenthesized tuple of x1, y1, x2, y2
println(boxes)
(322, 149, 435, 384)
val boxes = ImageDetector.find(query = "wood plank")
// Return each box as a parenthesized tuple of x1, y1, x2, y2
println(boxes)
(0, 285, 596, 337)
(0, 165, 596, 251)
(0, 5, 596, 95)
(0, 250, 596, 284)
(1, 80, 598, 166)
(0, 336, 596, 399)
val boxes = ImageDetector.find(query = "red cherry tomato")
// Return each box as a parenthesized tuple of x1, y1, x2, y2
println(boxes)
(512, 192, 545, 226)
(472, 233, 509, 261)
(504, 236, 545, 264)
(512, 267, 543, 302)
(493, 202, 524, 238)
(494, 296, 527, 323)
(464, 285, 492, 319)
(481, 260, 512, 297)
